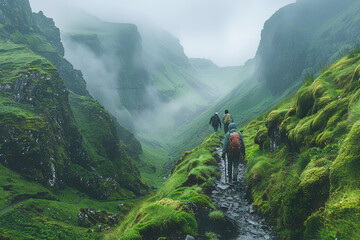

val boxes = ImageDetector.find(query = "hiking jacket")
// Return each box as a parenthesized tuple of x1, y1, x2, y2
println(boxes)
(222, 123, 246, 155)
(222, 113, 234, 124)
(209, 114, 221, 127)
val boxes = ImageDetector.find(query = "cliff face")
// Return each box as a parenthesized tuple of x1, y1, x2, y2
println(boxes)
(0, 0, 147, 199)
(255, 0, 360, 94)
(60, 14, 217, 134)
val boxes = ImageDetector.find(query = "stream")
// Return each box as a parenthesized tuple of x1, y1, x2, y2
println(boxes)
(210, 147, 278, 240)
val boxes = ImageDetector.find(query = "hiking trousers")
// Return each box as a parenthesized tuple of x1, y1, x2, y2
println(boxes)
(212, 124, 220, 133)
(227, 152, 241, 183)
(224, 123, 230, 134)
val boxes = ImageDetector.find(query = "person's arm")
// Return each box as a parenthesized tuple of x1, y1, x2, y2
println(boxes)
(222, 133, 229, 158)
(231, 116, 234, 123)
(222, 133, 230, 153)
(238, 131, 246, 155)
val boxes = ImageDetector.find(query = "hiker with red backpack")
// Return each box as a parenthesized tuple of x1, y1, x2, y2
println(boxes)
(222, 123, 246, 183)
(209, 112, 222, 133)
(222, 109, 234, 134)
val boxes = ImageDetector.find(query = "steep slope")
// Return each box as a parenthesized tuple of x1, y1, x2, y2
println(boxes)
(54, 13, 252, 185)
(0, 1, 148, 238)
(58, 14, 216, 135)
(243, 48, 360, 239)
(31, 11, 147, 195)
(105, 134, 229, 240)
(175, 0, 360, 162)
(256, 0, 360, 95)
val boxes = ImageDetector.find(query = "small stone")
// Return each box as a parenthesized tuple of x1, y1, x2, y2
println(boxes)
(264, 235, 271, 239)
(217, 183, 230, 190)
(185, 234, 195, 240)
(88, 229, 94, 233)
(247, 219, 257, 225)
(249, 206, 255, 213)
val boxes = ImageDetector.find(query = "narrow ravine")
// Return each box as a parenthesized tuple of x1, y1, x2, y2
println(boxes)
(211, 147, 278, 240)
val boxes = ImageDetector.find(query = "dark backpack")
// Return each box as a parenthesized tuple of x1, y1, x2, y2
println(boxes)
(227, 132, 242, 153)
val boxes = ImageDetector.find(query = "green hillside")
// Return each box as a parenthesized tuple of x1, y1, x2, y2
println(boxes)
(257, 0, 360, 94)
(105, 134, 224, 240)
(172, 0, 360, 171)
(243, 48, 360, 239)
(0, 1, 148, 239)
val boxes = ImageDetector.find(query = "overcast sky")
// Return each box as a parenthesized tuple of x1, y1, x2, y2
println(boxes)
(29, 0, 295, 67)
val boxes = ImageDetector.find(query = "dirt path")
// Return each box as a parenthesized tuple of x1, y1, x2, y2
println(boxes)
(211, 147, 278, 240)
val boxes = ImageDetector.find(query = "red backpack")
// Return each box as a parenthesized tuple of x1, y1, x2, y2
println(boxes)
(227, 132, 242, 153)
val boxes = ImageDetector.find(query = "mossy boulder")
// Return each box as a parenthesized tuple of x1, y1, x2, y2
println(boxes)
(265, 110, 287, 150)
(254, 128, 270, 151)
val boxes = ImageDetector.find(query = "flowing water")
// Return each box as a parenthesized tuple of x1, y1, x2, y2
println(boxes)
(211, 147, 278, 240)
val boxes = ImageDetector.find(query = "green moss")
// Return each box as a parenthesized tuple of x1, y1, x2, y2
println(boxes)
(205, 232, 219, 240)
(243, 51, 360, 238)
(265, 110, 287, 130)
(209, 210, 225, 221)
(254, 127, 270, 151)
(106, 135, 221, 239)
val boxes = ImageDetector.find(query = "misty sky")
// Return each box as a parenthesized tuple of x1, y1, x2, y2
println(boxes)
(29, 0, 295, 67)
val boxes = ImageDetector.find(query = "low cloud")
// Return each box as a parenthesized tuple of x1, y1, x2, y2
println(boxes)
(29, 0, 295, 66)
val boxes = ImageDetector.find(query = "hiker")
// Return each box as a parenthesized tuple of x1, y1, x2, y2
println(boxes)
(222, 109, 234, 134)
(209, 112, 222, 133)
(222, 123, 245, 183)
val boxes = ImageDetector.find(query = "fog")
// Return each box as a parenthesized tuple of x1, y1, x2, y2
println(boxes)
(28, 0, 295, 143)
(29, 0, 294, 67)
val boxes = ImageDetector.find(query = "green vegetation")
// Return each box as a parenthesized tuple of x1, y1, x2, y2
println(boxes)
(243, 48, 360, 239)
(0, 1, 150, 239)
(69, 93, 148, 197)
(105, 134, 224, 239)
(257, 0, 360, 95)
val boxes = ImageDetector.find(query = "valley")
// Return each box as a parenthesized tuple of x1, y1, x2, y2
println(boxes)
(1, 0, 360, 239)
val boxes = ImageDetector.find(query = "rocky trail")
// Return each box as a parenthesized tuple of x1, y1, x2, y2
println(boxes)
(211, 147, 278, 240)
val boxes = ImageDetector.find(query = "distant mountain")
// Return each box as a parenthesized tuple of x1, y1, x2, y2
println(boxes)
(189, 58, 218, 69)
(256, 0, 360, 94)
(172, 0, 360, 163)
(59, 14, 215, 133)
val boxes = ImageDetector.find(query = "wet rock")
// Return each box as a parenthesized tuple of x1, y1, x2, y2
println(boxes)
(217, 183, 230, 190)
(212, 190, 219, 194)
(211, 147, 277, 240)
(185, 235, 195, 240)
(247, 219, 257, 225)
(77, 208, 118, 227)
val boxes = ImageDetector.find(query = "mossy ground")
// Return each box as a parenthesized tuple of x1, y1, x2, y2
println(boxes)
(0, 9, 148, 240)
(243, 49, 360, 239)
(105, 134, 224, 240)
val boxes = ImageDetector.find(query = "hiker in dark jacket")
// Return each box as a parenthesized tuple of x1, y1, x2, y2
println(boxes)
(209, 112, 222, 133)
(222, 123, 245, 183)
(222, 109, 234, 134)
